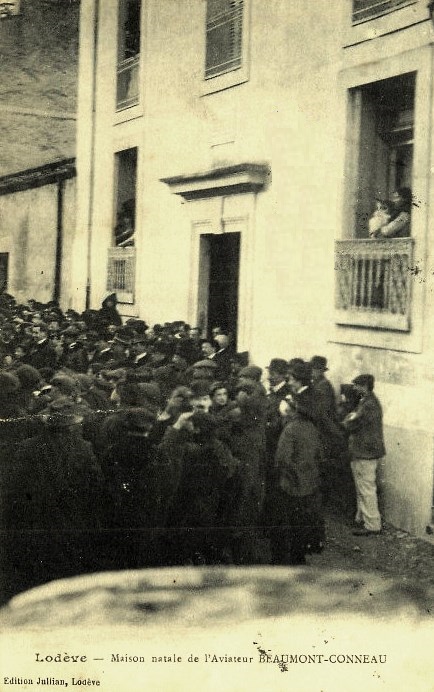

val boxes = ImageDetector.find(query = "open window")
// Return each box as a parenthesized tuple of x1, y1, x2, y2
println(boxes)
(117, 0, 141, 110)
(335, 73, 416, 331)
(107, 148, 137, 303)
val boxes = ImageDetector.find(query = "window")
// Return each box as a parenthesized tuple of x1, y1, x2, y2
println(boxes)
(107, 148, 137, 303)
(336, 73, 416, 331)
(352, 0, 416, 24)
(113, 147, 137, 248)
(117, 0, 141, 111)
(205, 0, 244, 79)
(352, 73, 415, 239)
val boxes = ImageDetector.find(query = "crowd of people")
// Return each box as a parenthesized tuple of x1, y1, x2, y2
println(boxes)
(0, 291, 386, 596)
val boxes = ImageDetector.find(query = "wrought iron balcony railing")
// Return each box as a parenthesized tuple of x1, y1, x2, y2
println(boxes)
(335, 237, 414, 331)
(107, 246, 136, 304)
(352, 0, 416, 24)
(116, 55, 140, 111)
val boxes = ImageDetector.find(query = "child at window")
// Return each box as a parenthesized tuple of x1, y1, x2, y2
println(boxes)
(368, 199, 393, 238)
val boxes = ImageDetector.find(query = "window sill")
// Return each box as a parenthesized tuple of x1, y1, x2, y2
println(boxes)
(344, 0, 426, 48)
(113, 103, 143, 126)
(200, 63, 249, 96)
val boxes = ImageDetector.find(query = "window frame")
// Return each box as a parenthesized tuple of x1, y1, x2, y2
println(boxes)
(330, 50, 431, 354)
(116, 0, 142, 113)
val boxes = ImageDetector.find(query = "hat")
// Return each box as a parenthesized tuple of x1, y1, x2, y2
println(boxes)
(113, 327, 134, 345)
(138, 382, 162, 411)
(14, 364, 42, 391)
(40, 397, 83, 427)
(238, 365, 262, 382)
(117, 381, 145, 407)
(62, 325, 81, 338)
(74, 374, 93, 392)
(0, 371, 20, 395)
(310, 356, 328, 372)
(124, 407, 156, 433)
(51, 374, 77, 395)
(267, 358, 288, 376)
(288, 360, 312, 385)
(288, 357, 304, 369)
(190, 380, 211, 397)
(232, 351, 249, 367)
(126, 319, 149, 335)
(192, 359, 218, 370)
(352, 374, 375, 392)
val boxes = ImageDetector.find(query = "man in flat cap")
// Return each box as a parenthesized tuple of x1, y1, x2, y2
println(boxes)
(343, 374, 386, 536)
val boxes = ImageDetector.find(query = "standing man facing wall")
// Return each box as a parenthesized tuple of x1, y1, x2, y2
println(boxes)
(343, 374, 386, 536)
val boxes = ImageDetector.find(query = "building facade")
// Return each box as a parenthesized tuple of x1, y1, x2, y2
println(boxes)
(73, 0, 434, 537)
(0, 0, 79, 307)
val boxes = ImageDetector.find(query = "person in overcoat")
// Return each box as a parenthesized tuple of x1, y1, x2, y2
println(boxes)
(225, 380, 267, 564)
(342, 374, 386, 536)
(269, 393, 325, 565)
(2, 399, 104, 591)
(159, 411, 238, 565)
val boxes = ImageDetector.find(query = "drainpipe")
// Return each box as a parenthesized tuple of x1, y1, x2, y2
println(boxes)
(85, 0, 100, 310)
(53, 177, 64, 303)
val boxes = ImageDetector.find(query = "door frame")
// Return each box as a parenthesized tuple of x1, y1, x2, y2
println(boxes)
(187, 193, 256, 352)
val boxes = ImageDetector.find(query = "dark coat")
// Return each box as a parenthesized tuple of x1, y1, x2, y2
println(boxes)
(226, 393, 267, 529)
(26, 339, 58, 371)
(1, 424, 104, 585)
(312, 376, 337, 421)
(211, 347, 234, 381)
(265, 381, 292, 460)
(275, 413, 322, 497)
(343, 392, 386, 460)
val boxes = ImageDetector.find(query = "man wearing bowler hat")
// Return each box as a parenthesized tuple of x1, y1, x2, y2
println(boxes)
(265, 358, 292, 478)
(310, 356, 337, 422)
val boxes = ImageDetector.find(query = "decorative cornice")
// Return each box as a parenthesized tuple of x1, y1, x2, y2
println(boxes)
(160, 162, 271, 200)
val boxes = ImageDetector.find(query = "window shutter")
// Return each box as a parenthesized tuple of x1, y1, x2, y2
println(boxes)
(205, 0, 244, 79)
(352, 0, 415, 24)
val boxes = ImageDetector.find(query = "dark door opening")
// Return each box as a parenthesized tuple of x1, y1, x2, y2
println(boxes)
(207, 233, 240, 346)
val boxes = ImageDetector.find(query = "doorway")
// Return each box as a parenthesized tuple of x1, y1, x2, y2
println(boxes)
(206, 233, 240, 345)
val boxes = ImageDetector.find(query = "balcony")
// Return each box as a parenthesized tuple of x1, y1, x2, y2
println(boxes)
(352, 0, 417, 24)
(116, 55, 140, 111)
(107, 246, 136, 304)
(335, 237, 414, 331)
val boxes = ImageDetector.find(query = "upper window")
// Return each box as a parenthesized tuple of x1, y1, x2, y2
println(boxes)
(205, 0, 244, 79)
(352, 0, 416, 25)
(117, 0, 141, 111)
